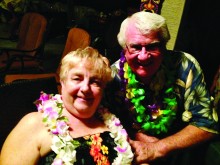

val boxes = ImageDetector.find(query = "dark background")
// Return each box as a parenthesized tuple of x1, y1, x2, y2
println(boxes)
(30, 0, 139, 64)
(2, 0, 219, 88)
(175, 0, 220, 89)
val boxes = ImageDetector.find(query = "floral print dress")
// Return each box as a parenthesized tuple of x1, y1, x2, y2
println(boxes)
(39, 132, 117, 165)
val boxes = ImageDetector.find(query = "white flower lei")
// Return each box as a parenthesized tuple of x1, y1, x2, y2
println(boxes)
(36, 92, 134, 165)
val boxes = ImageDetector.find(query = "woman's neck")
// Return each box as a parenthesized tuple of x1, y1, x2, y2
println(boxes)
(63, 109, 108, 138)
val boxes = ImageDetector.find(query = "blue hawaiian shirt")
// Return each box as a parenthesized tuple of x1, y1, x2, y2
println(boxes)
(105, 50, 219, 138)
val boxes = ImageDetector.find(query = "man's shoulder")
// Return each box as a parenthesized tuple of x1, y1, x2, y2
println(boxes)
(111, 59, 120, 69)
(167, 50, 200, 67)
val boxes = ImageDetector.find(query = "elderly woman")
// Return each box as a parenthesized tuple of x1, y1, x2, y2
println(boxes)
(0, 47, 133, 164)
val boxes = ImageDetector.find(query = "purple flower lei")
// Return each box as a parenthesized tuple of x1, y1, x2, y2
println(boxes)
(36, 92, 134, 164)
(119, 51, 177, 135)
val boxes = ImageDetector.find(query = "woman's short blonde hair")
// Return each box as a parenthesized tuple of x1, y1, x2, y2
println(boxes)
(59, 46, 112, 86)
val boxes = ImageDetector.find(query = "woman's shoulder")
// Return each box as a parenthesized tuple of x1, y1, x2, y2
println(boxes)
(8, 112, 46, 139)
(19, 112, 43, 126)
(8, 112, 48, 142)
(17, 112, 52, 154)
(0, 111, 52, 164)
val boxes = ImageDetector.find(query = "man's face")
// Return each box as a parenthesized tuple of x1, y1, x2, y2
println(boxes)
(125, 24, 164, 83)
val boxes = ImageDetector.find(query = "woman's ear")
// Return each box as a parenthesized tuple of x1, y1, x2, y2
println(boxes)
(60, 79, 64, 85)
(102, 56, 110, 67)
(59, 80, 65, 94)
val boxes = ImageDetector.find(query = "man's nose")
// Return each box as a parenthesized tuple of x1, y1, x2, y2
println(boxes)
(138, 47, 151, 60)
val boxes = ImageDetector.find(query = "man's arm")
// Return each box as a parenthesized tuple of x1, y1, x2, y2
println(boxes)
(129, 125, 216, 164)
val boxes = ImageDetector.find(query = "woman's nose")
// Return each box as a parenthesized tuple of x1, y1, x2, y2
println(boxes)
(80, 81, 90, 92)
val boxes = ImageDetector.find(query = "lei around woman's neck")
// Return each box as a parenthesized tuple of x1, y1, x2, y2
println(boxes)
(36, 92, 134, 165)
(119, 51, 177, 135)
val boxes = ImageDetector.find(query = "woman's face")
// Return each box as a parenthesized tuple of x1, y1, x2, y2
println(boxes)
(61, 62, 104, 119)
(125, 24, 164, 83)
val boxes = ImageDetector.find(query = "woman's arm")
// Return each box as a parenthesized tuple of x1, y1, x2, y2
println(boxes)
(0, 112, 50, 164)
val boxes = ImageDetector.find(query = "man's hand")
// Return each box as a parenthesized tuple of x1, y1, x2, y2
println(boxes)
(129, 126, 216, 164)
(129, 133, 161, 164)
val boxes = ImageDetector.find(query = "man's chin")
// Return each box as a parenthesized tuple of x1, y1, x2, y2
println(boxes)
(136, 69, 151, 78)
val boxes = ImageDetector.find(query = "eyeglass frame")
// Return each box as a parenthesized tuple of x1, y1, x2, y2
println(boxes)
(125, 42, 163, 55)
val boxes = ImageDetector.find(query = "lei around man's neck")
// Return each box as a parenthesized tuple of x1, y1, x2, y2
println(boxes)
(119, 51, 177, 135)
